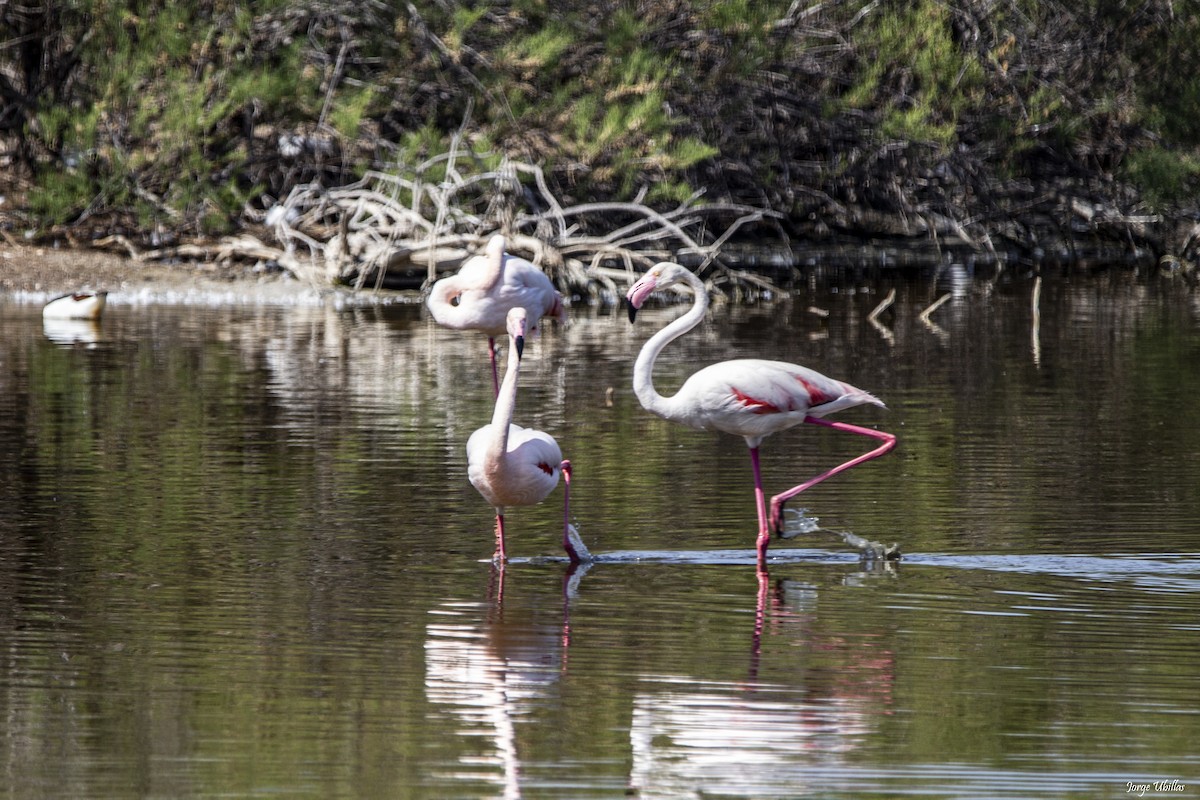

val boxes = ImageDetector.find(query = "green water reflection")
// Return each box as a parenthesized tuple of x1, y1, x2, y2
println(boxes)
(1, 270, 1199, 798)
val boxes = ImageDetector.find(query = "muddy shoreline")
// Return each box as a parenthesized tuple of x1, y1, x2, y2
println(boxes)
(0, 244, 420, 306)
(1, 244, 247, 295)
(0, 235, 1177, 309)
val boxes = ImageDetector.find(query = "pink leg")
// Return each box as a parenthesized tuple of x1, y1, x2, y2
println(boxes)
(749, 565, 769, 679)
(749, 447, 771, 564)
(559, 460, 582, 565)
(488, 337, 500, 398)
(493, 512, 507, 563)
(767, 416, 896, 537)
(488, 560, 506, 605)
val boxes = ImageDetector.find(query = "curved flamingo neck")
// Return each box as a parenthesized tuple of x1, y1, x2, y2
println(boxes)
(427, 238, 507, 327)
(478, 237, 505, 291)
(632, 269, 709, 421)
(486, 333, 521, 463)
(427, 279, 468, 326)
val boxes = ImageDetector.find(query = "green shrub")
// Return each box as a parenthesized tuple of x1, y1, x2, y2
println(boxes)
(1123, 148, 1200, 208)
(843, 1, 985, 148)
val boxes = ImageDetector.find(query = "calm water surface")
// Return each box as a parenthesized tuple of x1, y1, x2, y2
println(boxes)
(1, 268, 1199, 798)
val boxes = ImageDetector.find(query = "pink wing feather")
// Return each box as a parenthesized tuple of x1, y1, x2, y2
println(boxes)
(669, 359, 884, 443)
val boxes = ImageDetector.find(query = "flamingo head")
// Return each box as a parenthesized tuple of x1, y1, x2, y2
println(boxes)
(625, 261, 688, 322)
(506, 306, 527, 359)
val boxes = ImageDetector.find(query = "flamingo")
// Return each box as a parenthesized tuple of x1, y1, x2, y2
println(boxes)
(467, 307, 582, 565)
(43, 290, 108, 321)
(427, 234, 566, 396)
(625, 262, 896, 566)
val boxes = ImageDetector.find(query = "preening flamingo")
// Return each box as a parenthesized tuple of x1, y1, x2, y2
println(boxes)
(427, 234, 566, 395)
(467, 307, 582, 565)
(625, 262, 895, 566)
(43, 291, 108, 320)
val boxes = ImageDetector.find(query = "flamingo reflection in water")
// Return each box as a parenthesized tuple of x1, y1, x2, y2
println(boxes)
(425, 555, 894, 798)
(625, 262, 897, 568)
(425, 561, 590, 800)
(628, 574, 896, 797)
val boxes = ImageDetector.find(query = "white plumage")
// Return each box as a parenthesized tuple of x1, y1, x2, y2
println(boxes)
(647, 357, 883, 448)
(466, 306, 581, 564)
(626, 262, 895, 564)
(427, 234, 566, 394)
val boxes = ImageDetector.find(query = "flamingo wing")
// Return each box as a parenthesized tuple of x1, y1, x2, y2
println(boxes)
(467, 424, 562, 509)
(672, 359, 884, 442)
(507, 426, 563, 496)
(496, 256, 565, 326)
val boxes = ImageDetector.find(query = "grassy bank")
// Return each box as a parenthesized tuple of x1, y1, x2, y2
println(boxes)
(2, 1, 1198, 270)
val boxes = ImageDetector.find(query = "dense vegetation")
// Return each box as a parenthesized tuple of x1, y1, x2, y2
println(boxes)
(2, 0, 1198, 267)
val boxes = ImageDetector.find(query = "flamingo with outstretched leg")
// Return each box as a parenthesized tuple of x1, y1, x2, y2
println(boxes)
(427, 234, 566, 396)
(625, 262, 896, 567)
(467, 307, 581, 564)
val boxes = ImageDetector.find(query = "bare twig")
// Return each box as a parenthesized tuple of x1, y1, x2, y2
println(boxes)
(1031, 275, 1042, 366)
(918, 291, 952, 339)
(220, 146, 781, 295)
(918, 292, 952, 322)
(867, 287, 896, 322)
(867, 287, 896, 346)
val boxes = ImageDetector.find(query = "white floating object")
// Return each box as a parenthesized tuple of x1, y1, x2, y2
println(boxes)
(43, 291, 108, 320)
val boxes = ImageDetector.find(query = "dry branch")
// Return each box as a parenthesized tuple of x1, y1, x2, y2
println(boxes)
(222, 149, 787, 296)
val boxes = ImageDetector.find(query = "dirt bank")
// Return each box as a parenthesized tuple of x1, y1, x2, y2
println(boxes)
(1, 244, 241, 293)
(0, 244, 415, 306)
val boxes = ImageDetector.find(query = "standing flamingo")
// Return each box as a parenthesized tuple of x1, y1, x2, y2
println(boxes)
(625, 262, 895, 566)
(467, 307, 582, 565)
(427, 234, 566, 396)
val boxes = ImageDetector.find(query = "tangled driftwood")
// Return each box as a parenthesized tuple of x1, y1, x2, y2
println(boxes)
(232, 148, 787, 297)
(100, 150, 784, 298)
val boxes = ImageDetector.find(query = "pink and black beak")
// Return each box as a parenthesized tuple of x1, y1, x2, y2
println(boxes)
(625, 270, 658, 322)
